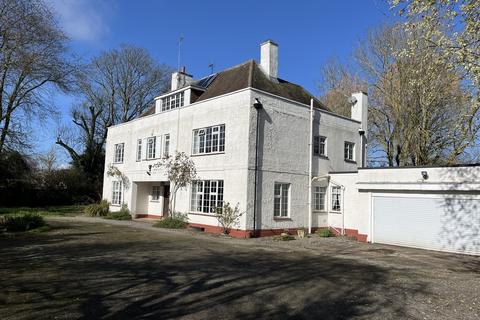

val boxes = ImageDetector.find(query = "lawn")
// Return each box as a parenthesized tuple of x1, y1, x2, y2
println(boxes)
(0, 217, 479, 320)
(0, 205, 85, 217)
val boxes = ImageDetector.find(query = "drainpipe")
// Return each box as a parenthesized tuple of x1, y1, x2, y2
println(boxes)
(308, 99, 314, 234)
(252, 98, 263, 237)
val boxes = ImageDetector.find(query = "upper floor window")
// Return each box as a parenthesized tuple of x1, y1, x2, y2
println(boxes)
(190, 180, 224, 213)
(114, 143, 124, 163)
(331, 186, 342, 212)
(344, 142, 355, 162)
(274, 183, 290, 218)
(136, 139, 142, 162)
(313, 136, 327, 157)
(163, 134, 170, 158)
(147, 137, 157, 159)
(161, 92, 184, 112)
(112, 181, 123, 205)
(314, 186, 326, 211)
(192, 124, 225, 155)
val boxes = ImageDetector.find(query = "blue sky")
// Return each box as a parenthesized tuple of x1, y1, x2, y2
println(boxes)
(41, 0, 393, 164)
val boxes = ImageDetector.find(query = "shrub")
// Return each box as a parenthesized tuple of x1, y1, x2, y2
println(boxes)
(316, 228, 335, 238)
(2, 212, 46, 232)
(153, 215, 188, 229)
(84, 200, 109, 217)
(216, 202, 243, 234)
(104, 204, 132, 220)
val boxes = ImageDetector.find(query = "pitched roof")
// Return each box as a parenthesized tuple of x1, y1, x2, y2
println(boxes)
(140, 59, 328, 118)
(195, 60, 327, 110)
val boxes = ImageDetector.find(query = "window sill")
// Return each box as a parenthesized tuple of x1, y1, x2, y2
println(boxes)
(191, 152, 225, 157)
(316, 155, 329, 160)
(313, 210, 327, 213)
(113, 162, 124, 165)
(344, 159, 357, 164)
(188, 212, 217, 217)
(110, 204, 122, 207)
(330, 211, 342, 214)
(273, 217, 292, 221)
(150, 200, 160, 203)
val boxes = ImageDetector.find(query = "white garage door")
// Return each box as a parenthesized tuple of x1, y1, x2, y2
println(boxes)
(373, 195, 479, 255)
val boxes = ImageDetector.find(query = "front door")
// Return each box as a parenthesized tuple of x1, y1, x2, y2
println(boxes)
(162, 185, 170, 217)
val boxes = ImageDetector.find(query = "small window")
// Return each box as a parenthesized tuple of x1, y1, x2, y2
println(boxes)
(112, 181, 123, 205)
(313, 136, 327, 157)
(314, 186, 326, 211)
(344, 142, 355, 161)
(151, 186, 161, 201)
(161, 92, 185, 112)
(114, 143, 124, 163)
(136, 139, 142, 162)
(147, 137, 156, 159)
(274, 183, 290, 217)
(331, 186, 342, 212)
(163, 134, 170, 158)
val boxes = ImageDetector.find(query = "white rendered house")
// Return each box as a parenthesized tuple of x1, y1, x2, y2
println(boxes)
(103, 40, 367, 237)
(103, 40, 479, 255)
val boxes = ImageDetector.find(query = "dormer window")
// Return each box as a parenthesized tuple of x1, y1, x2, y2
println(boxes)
(161, 92, 184, 112)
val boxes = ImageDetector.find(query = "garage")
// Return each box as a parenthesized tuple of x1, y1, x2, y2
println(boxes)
(372, 194, 480, 255)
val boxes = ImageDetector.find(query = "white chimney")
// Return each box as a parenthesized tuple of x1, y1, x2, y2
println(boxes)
(351, 92, 368, 135)
(260, 40, 278, 79)
(351, 92, 368, 166)
(171, 66, 193, 91)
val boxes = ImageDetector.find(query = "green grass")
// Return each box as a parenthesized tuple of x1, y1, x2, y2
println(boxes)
(0, 205, 85, 217)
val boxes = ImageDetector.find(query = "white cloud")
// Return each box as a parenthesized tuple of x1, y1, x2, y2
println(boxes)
(49, 0, 112, 42)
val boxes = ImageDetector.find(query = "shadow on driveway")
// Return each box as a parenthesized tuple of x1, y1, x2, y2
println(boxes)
(0, 220, 439, 319)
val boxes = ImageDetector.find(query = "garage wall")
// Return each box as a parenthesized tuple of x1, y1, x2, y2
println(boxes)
(330, 165, 480, 254)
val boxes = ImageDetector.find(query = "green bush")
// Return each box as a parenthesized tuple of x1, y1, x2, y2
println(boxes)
(2, 212, 46, 232)
(84, 200, 109, 217)
(153, 216, 188, 229)
(316, 228, 335, 238)
(104, 204, 131, 220)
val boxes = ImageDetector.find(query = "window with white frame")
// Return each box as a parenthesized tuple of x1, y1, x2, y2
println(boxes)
(163, 134, 170, 158)
(114, 143, 124, 163)
(274, 183, 290, 217)
(192, 124, 225, 155)
(313, 136, 327, 157)
(313, 186, 326, 211)
(112, 181, 123, 205)
(344, 142, 355, 161)
(151, 186, 161, 201)
(190, 180, 224, 213)
(147, 137, 156, 159)
(331, 186, 342, 211)
(161, 92, 184, 111)
(136, 139, 142, 162)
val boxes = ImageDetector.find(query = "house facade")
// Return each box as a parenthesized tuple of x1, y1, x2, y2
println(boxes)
(103, 40, 367, 237)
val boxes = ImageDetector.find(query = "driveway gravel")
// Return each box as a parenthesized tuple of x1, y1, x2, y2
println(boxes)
(0, 217, 479, 320)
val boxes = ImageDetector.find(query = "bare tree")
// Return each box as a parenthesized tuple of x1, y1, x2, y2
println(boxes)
(0, 0, 72, 154)
(318, 58, 367, 117)
(355, 24, 478, 166)
(56, 45, 171, 197)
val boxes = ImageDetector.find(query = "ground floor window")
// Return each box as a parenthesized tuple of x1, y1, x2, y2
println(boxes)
(274, 183, 290, 217)
(190, 180, 224, 213)
(112, 181, 123, 205)
(331, 186, 342, 211)
(151, 186, 161, 201)
(314, 186, 326, 211)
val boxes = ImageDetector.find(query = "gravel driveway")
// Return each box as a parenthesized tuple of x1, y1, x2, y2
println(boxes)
(0, 217, 479, 320)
